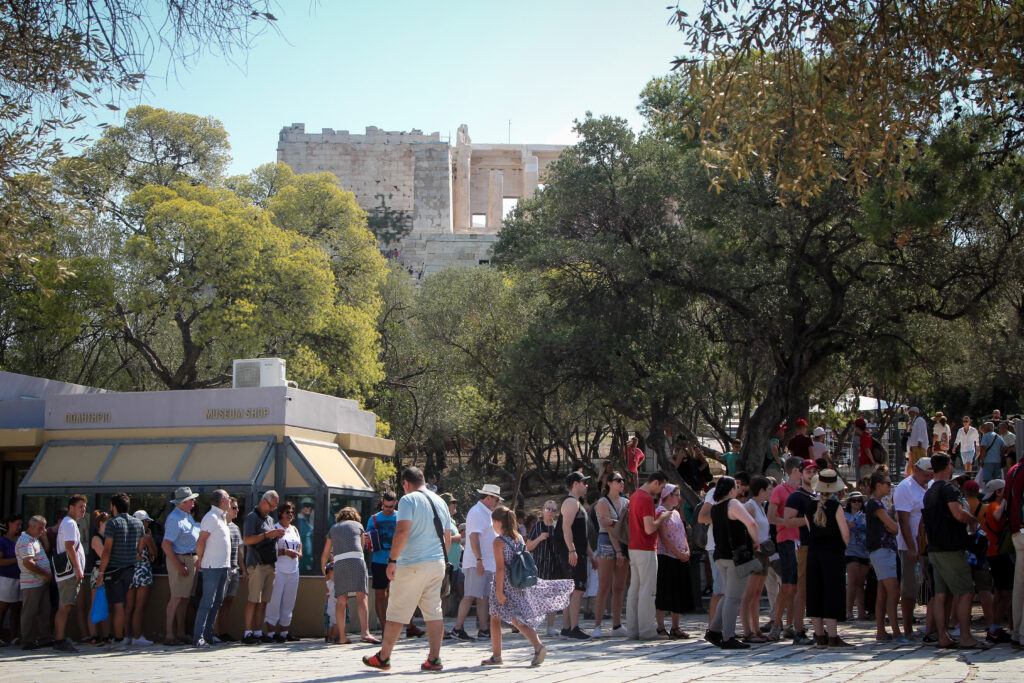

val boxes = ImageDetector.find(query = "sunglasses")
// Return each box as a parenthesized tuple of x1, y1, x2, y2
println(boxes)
(611, 477, 624, 483)
(544, 507, 557, 512)
(230, 505, 239, 510)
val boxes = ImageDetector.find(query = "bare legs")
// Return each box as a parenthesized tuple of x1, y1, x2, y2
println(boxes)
(846, 562, 868, 619)
(875, 577, 902, 639)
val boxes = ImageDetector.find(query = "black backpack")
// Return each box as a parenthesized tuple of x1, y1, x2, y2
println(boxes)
(870, 435, 888, 465)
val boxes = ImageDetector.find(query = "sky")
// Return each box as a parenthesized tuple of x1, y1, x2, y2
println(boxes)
(94, 1, 699, 175)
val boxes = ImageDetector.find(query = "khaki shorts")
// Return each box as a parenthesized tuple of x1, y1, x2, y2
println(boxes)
(385, 559, 445, 625)
(57, 576, 82, 607)
(167, 554, 198, 598)
(909, 446, 927, 468)
(929, 550, 973, 596)
(246, 563, 275, 603)
(797, 545, 808, 589)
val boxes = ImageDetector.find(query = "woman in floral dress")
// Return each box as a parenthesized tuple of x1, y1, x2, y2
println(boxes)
(483, 506, 574, 667)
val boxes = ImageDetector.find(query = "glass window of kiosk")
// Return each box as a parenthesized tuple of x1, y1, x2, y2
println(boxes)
(282, 493, 317, 573)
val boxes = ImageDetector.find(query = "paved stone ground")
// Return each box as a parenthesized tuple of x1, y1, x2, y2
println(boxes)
(1, 614, 1020, 682)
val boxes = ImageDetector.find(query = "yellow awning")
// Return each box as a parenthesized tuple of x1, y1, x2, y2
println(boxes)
(292, 440, 371, 489)
(22, 444, 112, 485)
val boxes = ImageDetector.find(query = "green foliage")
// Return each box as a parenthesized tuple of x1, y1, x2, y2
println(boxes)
(0, 0, 278, 279)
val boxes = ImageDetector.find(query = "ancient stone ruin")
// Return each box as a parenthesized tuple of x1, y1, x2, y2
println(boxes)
(277, 123, 566, 278)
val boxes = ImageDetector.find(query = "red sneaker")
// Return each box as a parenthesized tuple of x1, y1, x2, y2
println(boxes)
(406, 625, 426, 638)
(421, 657, 443, 671)
(362, 652, 391, 671)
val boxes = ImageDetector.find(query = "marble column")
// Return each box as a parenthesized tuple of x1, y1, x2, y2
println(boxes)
(522, 154, 539, 199)
(487, 169, 503, 229)
(453, 125, 472, 229)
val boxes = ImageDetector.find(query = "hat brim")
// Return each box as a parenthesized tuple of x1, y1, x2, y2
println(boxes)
(171, 493, 199, 504)
(476, 489, 504, 500)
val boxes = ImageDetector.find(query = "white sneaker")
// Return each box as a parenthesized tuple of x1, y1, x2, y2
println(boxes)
(610, 625, 628, 637)
(133, 636, 153, 647)
(546, 627, 559, 637)
(107, 639, 127, 651)
(590, 627, 602, 638)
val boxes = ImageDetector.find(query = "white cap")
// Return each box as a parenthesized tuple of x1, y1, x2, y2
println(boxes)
(812, 427, 826, 437)
(133, 509, 153, 522)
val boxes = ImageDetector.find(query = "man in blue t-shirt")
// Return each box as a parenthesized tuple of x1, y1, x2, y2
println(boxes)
(362, 467, 451, 672)
(366, 491, 423, 636)
(978, 422, 1006, 484)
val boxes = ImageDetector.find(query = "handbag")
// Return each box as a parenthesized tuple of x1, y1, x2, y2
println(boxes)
(52, 551, 74, 580)
(759, 539, 776, 556)
(416, 491, 454, 597)
(734, 557, 763, 580)
(731, 544, 754, 566)
(607, 497, 630, 546)
(90, 584, 109, 623)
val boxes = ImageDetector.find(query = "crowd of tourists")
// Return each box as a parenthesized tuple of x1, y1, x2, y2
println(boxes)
(2, 410, 1023, 673)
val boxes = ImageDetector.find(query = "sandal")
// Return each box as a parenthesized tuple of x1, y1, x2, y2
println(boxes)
(670, 627, 691, 640)
(360, 634, 381, 644)
(531, 645, 547, 667)
(332, 637, 350, 645)
(744, 633, 768, 643)
(481, 655, 503, 666)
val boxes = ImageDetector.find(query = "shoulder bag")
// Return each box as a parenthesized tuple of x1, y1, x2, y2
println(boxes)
(416, 491, 454, 597)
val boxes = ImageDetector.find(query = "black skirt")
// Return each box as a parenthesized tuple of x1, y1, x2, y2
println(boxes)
(655, 554, 694, 614)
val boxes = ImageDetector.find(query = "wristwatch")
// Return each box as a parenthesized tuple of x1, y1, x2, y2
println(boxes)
(387, 558, 397, 564)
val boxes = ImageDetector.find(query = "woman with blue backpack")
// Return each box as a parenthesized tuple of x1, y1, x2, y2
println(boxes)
(481, 506, 574, 668)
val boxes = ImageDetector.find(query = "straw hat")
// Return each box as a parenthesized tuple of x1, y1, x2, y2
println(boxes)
(812, 469, 845, 494)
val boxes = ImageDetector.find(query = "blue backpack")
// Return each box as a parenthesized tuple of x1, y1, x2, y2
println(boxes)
(501, 536, 538, 589)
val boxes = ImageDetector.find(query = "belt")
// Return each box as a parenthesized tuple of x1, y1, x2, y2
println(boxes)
(175, 552, 197, 558)
(333, 551, 363, 563)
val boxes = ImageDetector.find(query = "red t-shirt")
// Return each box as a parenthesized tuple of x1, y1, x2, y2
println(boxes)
(770, 482, 798, 543)
(628, 488, 657, 551)
(859, 433, 874, 466)
(788, 434, 813, 460)
(625, 446, 645, 474)
(1004, 463, 1024, 530)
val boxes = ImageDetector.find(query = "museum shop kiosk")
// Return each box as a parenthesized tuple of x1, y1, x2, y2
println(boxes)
(0, 370, 394, 637)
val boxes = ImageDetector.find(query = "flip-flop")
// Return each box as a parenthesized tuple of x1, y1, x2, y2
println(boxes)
(937, 641, 960, 650)
(481, 656, 503, 666)
(360, 635, 381, 644)
(332, 638, 350, 645)
(958, 641, 991, 650)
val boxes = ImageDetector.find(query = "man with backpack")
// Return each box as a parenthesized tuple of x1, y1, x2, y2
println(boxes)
(854, 418, 875, 484)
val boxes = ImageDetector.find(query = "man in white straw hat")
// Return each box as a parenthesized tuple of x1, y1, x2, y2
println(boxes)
(450, 483, 502, 642)
(162, 485, 200, 646)
(906, 407, 929, 475)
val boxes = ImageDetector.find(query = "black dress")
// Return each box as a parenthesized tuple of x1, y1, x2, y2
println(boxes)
(806, 497, 846, 620)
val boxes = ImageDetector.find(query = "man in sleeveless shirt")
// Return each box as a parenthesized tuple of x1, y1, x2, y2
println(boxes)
(559, 472, 595, 639)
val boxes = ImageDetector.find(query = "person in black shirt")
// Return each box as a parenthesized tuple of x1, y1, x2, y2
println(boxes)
(922, 454, 988, 649)
(783, 459, 819, 645)
(805, 470, 853, 648)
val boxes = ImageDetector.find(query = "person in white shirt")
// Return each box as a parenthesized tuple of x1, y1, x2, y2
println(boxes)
(906, 407, 929, 474)
(193, 489, 232, 647)
(953, 415, 980, 473)
(450, 484, 501, 642)
(997, 422, 1016, 471)
(263, 501, 302, 642)
(53, 495, 87, 652)
(811, 427, 830, 466)
(893, 458, 933, 639)
(931, 412, 951, 453)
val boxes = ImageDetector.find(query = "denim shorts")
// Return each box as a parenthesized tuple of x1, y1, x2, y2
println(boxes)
(870, 548, 899, 581)
(777, 540, 798, 585)
(596, 534, 618, 559)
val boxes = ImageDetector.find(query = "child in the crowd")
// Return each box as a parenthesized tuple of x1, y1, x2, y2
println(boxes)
(324, 561, 338, 643)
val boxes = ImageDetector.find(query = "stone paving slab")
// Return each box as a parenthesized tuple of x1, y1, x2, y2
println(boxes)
(1, 616, 1019, 682)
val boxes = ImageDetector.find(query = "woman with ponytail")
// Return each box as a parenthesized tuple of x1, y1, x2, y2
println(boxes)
(805, 470, 853, 648)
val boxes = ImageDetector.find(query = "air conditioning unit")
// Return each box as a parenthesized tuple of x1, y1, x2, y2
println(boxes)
(232, 358, 288, 388)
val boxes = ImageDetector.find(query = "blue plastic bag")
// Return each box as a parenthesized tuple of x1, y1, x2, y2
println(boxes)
(90, 583, 109, 623)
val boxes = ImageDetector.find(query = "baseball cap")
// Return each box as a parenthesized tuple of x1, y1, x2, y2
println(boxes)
(915, 457, 932, 472)
(798, 459, 819, 472)
(983, 479, 1005, 499)
(566, 471, 590, 486)
(854, 418, 867, 429)
(812, 427, 826, 437)
(962, 480, 980, 494)
(795, 418, 808, 427)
